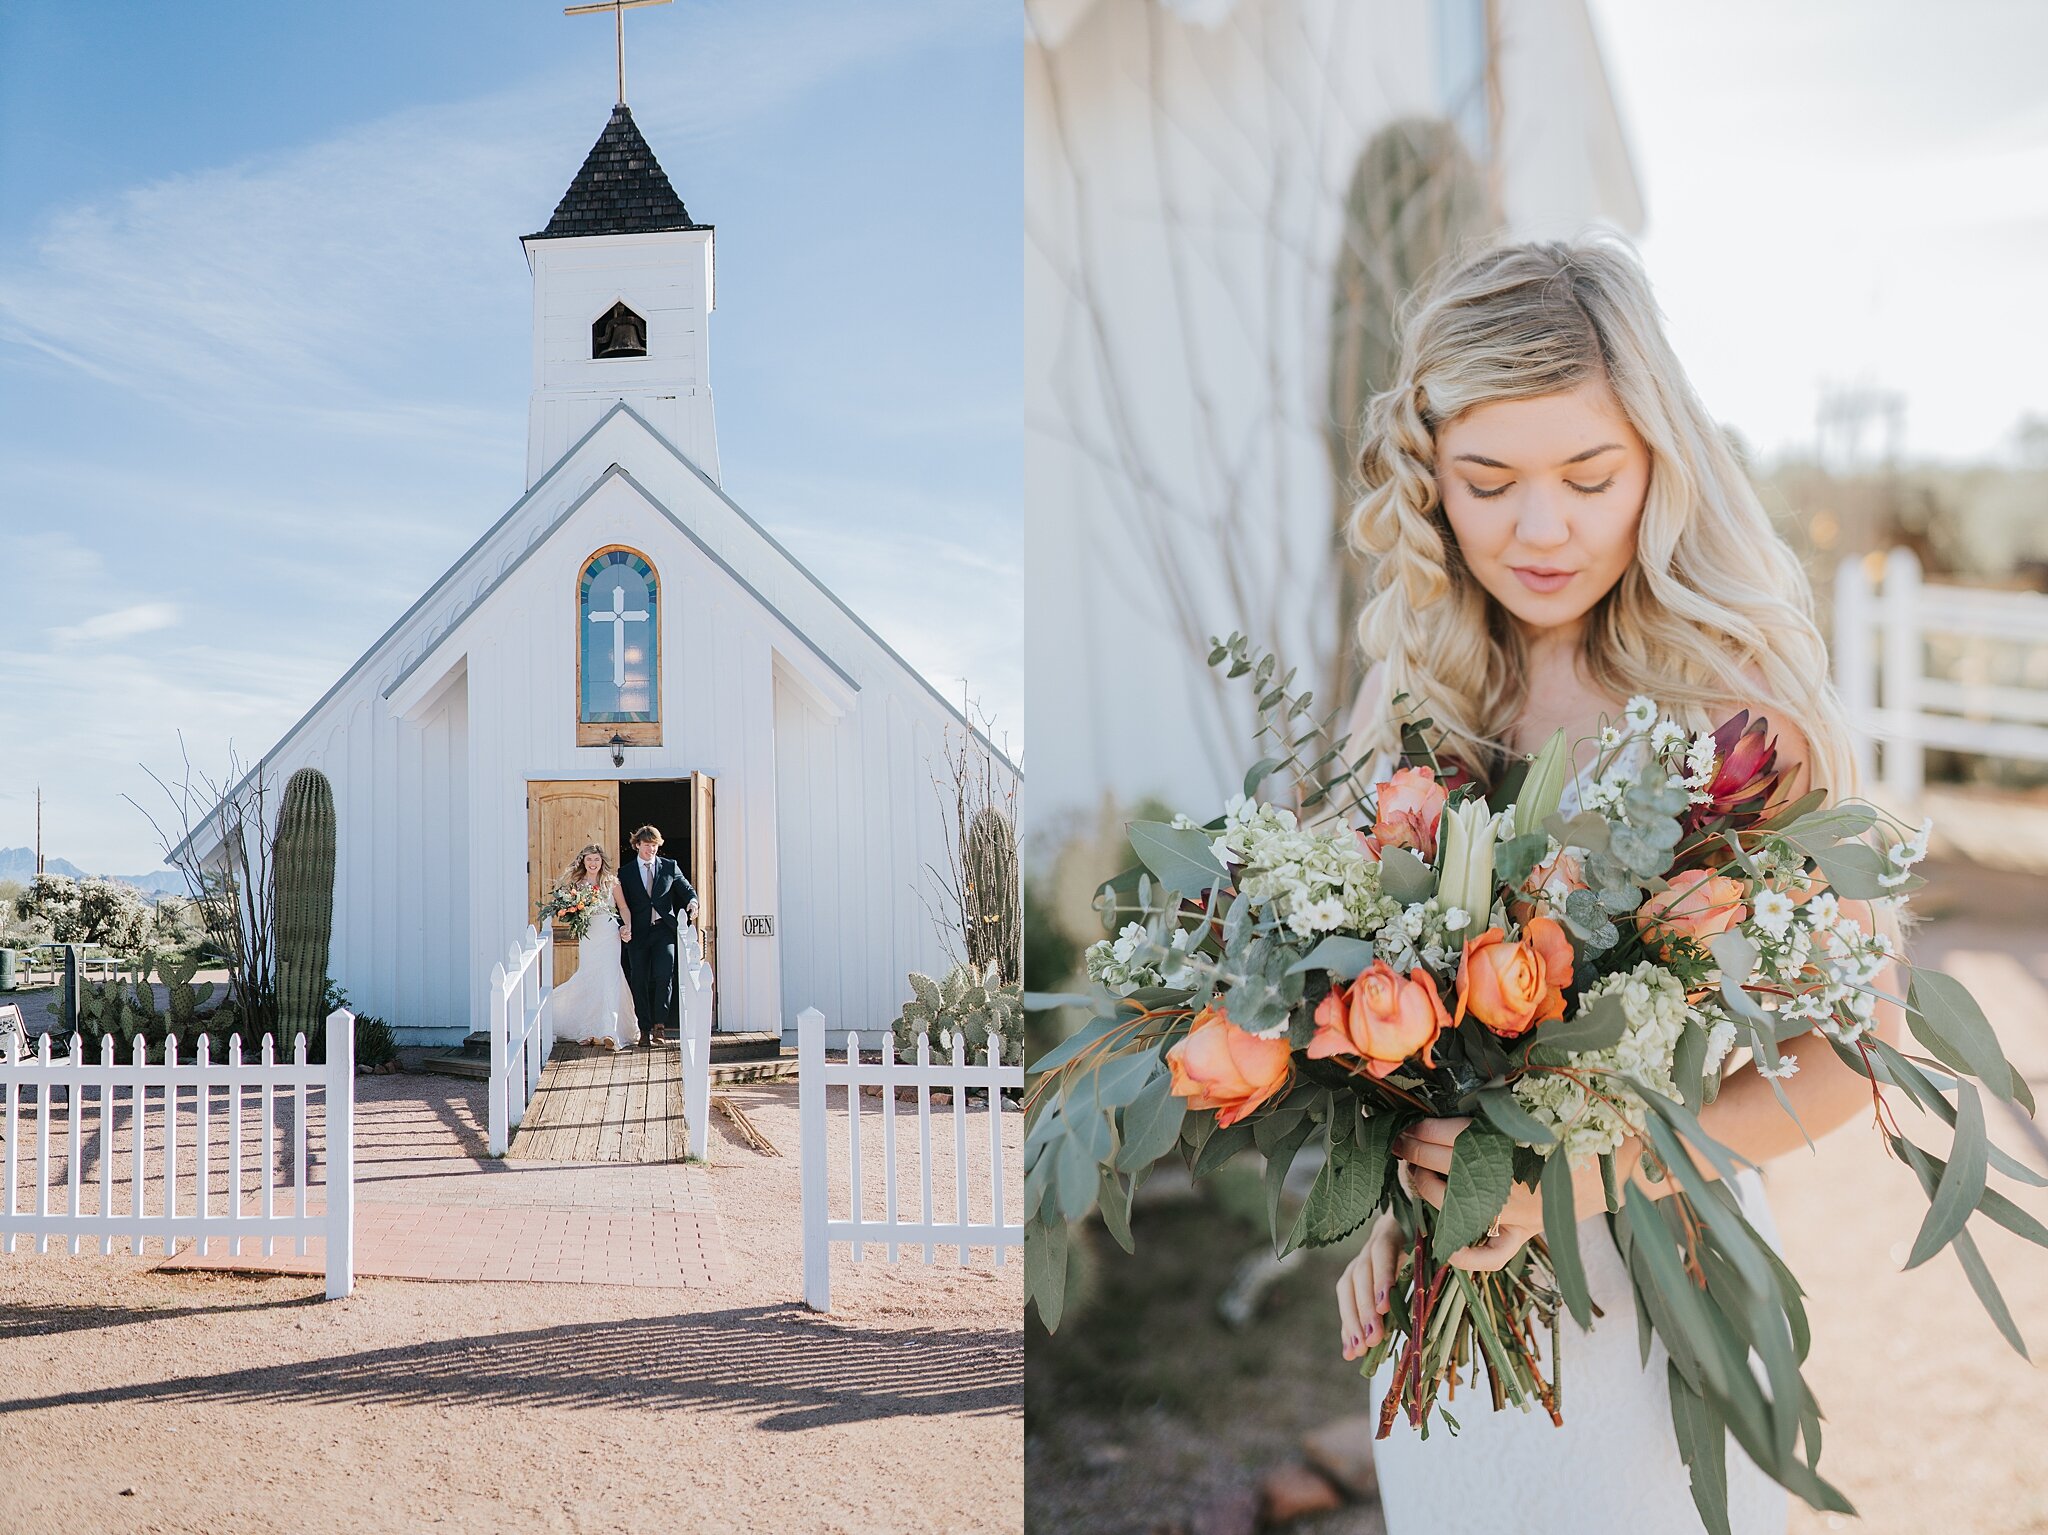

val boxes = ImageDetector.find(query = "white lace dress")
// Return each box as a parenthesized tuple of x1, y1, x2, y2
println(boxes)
(1361, 752, 1788, 1535)
(547, 880, 638, 1051)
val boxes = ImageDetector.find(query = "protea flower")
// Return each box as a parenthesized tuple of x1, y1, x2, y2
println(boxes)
(1681, 711, 1787, 834)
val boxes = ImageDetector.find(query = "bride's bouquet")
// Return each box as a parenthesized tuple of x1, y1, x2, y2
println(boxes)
(538, 882, 605, 941)
(1025, 635, 2042, 1526)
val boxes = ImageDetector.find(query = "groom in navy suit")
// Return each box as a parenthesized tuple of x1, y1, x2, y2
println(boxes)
(619, 824, 698, 1048)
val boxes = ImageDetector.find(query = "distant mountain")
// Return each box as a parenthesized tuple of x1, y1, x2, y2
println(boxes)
(0, 848, 187, 899)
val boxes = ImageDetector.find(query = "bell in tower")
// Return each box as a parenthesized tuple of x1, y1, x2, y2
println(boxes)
(592, 301, 648, 358)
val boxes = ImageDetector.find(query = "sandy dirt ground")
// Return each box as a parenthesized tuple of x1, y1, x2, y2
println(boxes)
(0, 1074, 1024, 1535)
(1027, 857, 2048, 1534)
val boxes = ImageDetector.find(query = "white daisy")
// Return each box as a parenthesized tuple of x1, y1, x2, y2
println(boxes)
(1750, 889, 1796, 939)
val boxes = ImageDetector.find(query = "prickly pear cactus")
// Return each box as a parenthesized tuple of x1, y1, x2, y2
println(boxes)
(273, 767, 337, 1047)
(155, 951, 214, 1029)
(891, 962, 1023, 1064)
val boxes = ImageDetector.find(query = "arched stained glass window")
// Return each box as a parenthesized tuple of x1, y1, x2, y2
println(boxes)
(577, 546, 661, 745)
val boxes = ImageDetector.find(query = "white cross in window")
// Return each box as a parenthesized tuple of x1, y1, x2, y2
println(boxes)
(588, 586, 649, 687)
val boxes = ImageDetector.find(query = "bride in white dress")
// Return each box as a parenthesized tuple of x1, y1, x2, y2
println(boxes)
(1327, 238, 1907, 1532)
(547, 846, 639, 1052)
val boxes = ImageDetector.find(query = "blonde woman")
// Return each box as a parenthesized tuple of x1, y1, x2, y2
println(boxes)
(1333, 237, 1903, 1533)
(547, 844, 638, 1051)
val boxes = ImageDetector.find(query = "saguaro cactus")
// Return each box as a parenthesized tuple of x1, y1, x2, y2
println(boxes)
(963, 806, 1020, 984)
(273, 767, 337, 1046)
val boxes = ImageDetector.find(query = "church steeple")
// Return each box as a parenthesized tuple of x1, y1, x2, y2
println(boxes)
(526, 105, 709, 242)
(521, 106, 719, 487)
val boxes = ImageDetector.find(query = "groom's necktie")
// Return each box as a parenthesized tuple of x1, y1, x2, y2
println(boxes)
(641, 859, 656, 896)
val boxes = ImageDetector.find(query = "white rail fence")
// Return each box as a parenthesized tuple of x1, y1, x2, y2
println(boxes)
(487, 925, 555, 1157)
(797, 1006, 1022, 1311)
(1835, 548, 2048, 804)
(0, 1008, 356, 1300)
(679, 932, 712, 1161)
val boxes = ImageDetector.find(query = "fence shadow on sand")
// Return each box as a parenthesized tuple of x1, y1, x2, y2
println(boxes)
(3, 1304, 1021, 1431)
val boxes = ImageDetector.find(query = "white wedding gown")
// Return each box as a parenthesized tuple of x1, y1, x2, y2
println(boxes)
(548, 886, 638, 1051)
(1360, 747, 1789, 1535)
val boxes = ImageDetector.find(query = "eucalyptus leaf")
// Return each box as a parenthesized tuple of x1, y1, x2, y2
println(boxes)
(1263, 1119, 1320, 1253)
(1493, 831, 1553, 891)
(1085, 1051, 1161, 1112)
(1192, 1119, 1256, 1177)
(1540, 1150, 1593, 1329)
(1474, 1084, 1556, 1147)
(1030, 1016, 1121, 1077)
(1527, 992, 1629, 1063)
(1026, 1213, 1069, 1329)
(1905, 1079, 1986, 1269)
(1807, 841, 1894, 900)
(1116, 1073, 1188, 1173)
(1378, 845, 1436, 904)
(1055, 1132, 1102, 1220)
(1097, 1167, 1135, 1254)
(1128, 820, 1229, 896)
(1610, 823, 1671, 876)
(1543, 811, 1611, 855)
(1668, 1365, 1733, 1535)
(1285, 936, 1377, 980)
(1244, 757, 1284, 798)
(1909, 969, 2020, 1102)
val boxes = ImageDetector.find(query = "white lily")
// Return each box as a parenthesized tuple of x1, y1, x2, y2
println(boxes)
(1435, 798, 1499, 925)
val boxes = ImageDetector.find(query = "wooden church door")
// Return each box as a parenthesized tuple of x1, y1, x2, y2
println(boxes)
(527, 780, 620, 984)
(690, 774, 716, 1002)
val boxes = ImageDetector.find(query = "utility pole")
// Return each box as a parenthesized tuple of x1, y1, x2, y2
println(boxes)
(35, 786, 43, 876)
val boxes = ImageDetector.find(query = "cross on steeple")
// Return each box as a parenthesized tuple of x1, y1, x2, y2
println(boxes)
(564, 0, 672, 107)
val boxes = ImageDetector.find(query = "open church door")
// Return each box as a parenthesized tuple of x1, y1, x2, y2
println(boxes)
(528, 780, 620, 984)
(690, 773, 716, 1022)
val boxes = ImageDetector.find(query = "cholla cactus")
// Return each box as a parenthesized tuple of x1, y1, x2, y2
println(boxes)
(891, 962, 1023, 1064)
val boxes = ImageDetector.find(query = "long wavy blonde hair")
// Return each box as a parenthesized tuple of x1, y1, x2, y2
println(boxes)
(1346, 234, 1858, 800)
(560, 843, 613, 888)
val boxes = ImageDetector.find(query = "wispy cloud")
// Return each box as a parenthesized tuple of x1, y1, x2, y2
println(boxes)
(49, 602, 180, 646)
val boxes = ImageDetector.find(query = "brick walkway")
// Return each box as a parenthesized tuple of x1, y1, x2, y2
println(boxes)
(141, 1068, 731, 1289)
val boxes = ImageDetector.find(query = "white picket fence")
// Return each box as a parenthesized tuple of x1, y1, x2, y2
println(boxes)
(678, 932, 712, 1162)
(1835, 548, 2048, 803)
(487, 925, 555, 1157)
(797, 1006, 1022, 1311)
(0, 1009, 356, 1300)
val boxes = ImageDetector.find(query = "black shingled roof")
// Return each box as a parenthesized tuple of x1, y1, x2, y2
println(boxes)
(526, 104, 710, 240)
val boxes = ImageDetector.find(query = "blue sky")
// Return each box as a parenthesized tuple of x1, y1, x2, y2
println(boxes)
(0, 0, 1021, 875)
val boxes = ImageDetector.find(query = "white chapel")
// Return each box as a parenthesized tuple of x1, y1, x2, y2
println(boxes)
(178, 103, 1019, 1046)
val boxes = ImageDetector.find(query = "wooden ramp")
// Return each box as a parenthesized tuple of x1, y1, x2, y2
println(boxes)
(507, 1043, 688, 1163)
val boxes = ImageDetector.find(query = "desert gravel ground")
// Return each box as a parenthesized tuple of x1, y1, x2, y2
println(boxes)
(0, 1073, 1024, 1535)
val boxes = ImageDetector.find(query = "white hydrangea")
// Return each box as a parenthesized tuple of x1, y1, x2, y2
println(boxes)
(1513, 963, 1694, 1164)
(1214, 795, 1396, 939)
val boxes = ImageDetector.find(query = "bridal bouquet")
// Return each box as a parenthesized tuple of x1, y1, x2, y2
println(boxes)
(1025, 635, 2042, 1529)
(538, 882, 604, 941)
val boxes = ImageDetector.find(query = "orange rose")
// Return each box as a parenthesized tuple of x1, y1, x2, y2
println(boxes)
(1306, 961, 1451, 1079)
(1455, 918, 1575, 1039)
(1638, 869, 1749, 955)
(1166, 1004, 1292, 1127)
(1364, 766, 1450, 861)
